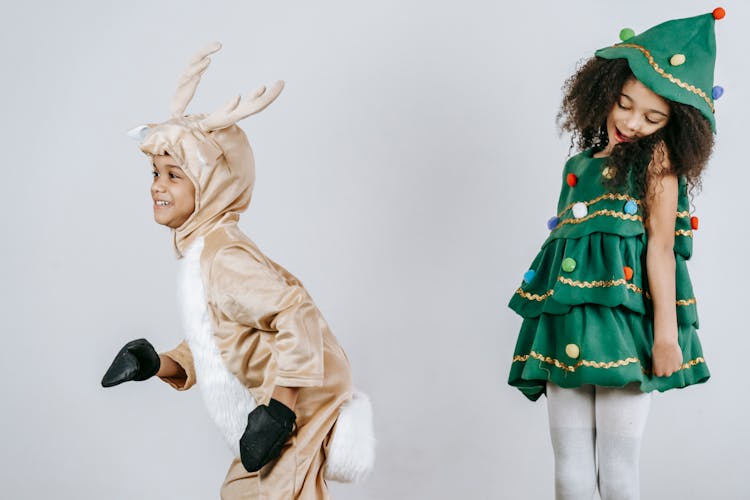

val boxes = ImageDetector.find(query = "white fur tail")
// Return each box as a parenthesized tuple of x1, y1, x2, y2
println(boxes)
(324, 390, 375, 483)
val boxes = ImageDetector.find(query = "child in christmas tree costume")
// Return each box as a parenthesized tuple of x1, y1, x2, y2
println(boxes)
(101, 43, 374, 499)
(508, 9, 724, 499)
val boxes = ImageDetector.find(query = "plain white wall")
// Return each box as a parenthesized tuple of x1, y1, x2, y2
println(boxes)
(1, 1, 747, 498)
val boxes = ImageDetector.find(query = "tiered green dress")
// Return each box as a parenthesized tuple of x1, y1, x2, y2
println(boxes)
(508, 149, 710, 401)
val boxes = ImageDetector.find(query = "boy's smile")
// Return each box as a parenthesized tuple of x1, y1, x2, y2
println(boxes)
(151, 154, 196, 229)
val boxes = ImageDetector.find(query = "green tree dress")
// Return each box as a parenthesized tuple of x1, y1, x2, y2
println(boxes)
(508, 149, 710, 401)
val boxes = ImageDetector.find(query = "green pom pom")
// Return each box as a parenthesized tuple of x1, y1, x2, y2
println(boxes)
(619, 28, 635, 41)
(561, 258, 577, 273)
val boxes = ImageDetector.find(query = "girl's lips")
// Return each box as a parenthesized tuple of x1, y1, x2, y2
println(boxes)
(614, 128, 634, 143)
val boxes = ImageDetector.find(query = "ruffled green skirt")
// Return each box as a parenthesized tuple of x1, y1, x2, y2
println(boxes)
(508, 233, 710, 401)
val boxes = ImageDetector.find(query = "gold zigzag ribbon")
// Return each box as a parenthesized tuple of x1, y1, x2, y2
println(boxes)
(515, 275, 695, 306)
(615, 43, 715, 113)
(556, 209, 642, 228)
(513, 351, 639, 372)
(558, 193, 640, 218)
(557, 276, 643, 294)
(553, 196, 694, 232)
(512, 350, 706, 374)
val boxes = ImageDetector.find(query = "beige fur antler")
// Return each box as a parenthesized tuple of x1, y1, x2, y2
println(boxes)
(170, 41, 223, 118)
(198, 80, 285, 132)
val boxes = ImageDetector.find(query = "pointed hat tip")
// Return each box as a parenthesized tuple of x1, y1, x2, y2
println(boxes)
(713, 7, 725, 20)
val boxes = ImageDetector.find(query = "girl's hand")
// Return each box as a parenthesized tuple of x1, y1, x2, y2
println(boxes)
(652, 340, 683, 377)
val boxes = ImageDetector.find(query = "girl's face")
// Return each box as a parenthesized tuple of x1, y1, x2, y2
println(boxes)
(151, 154, 196, 228)
(603, 77, 670, 154)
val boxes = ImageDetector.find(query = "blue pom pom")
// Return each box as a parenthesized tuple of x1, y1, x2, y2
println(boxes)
(624, 200, 638, 215)
(523, 269, 536, 283)
(547, 216, 560, 230)
(712, 85, 724, 100)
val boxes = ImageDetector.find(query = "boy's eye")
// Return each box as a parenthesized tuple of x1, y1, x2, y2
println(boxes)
(169, 172, 180, 179)
(152, 170, 158, 178)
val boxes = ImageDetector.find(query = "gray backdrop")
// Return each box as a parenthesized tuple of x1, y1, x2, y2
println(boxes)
(1, 0, 747, 498)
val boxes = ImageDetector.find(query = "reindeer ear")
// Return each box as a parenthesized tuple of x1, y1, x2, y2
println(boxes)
(127, 124, 151, 142)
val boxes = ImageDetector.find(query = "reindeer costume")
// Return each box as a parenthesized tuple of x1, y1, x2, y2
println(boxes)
(105, 43, 374, 499)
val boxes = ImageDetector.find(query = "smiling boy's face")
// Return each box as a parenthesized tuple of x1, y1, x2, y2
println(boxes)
(150, 154, 196, 229)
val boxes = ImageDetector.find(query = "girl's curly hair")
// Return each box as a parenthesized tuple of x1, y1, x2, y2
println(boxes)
(557, 57, 714, 211)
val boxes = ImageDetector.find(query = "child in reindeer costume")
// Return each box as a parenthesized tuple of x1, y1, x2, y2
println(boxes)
(102, 42, 374, 499)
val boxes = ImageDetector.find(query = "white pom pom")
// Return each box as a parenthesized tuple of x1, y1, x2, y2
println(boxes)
(572, 202, 588, 219)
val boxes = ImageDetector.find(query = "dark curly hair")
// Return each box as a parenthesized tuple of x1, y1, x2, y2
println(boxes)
(557, 57, 714, 212)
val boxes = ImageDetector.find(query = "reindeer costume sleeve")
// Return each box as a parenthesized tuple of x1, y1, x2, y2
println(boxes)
(127, 43, 374, 498)
(209, 244, 325, 388)
(160, 340, 196, 390)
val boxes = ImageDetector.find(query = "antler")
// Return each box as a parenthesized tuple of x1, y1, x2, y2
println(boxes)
(170, 41, 223, 118)
(198, 80, 285, 132)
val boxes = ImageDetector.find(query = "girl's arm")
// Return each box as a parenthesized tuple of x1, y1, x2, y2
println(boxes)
(645, 148, 683, 377)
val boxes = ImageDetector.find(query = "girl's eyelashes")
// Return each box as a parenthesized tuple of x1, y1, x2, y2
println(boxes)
(616, 101, 663, 126)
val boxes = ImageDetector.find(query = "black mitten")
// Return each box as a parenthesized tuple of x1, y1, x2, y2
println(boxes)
(239, 399, 296, 472)
(101, 338, 161, 387)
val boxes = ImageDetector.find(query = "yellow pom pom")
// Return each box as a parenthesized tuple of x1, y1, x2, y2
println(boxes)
(565, 344, 580, 359)
(670, 54, 686, 66)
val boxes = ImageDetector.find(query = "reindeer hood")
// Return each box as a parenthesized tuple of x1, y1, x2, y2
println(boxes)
(130, 42, 284, 256)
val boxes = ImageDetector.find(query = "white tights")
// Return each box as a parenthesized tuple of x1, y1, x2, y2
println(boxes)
(546, 383, 651, 500)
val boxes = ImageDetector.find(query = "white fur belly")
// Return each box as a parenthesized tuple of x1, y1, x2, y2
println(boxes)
(178, 237, 256, 457)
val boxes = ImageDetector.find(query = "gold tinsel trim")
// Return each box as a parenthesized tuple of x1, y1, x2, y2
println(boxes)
(516, 278, 695, 307)
(558, 276, 643, 294)
(642, 357, 707, 375)
(557, 193, 639, 218)
(513, 351, 707, 374)
(675, 229, 694, 237)
(556, 209, 642, 228)
(676, 298, 697, 306)
(514, 288, 555, 301)
(513, 350, 640, 372)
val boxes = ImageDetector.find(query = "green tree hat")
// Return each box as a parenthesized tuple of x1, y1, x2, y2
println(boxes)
(595, 7, 725, 132)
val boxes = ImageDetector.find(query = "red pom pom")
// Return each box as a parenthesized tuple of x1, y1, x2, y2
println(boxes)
(713, 7, 725, 20)
(690, 216, 699, 230)
(623, 266, 634, 281)
(566, 173, 578, 187)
